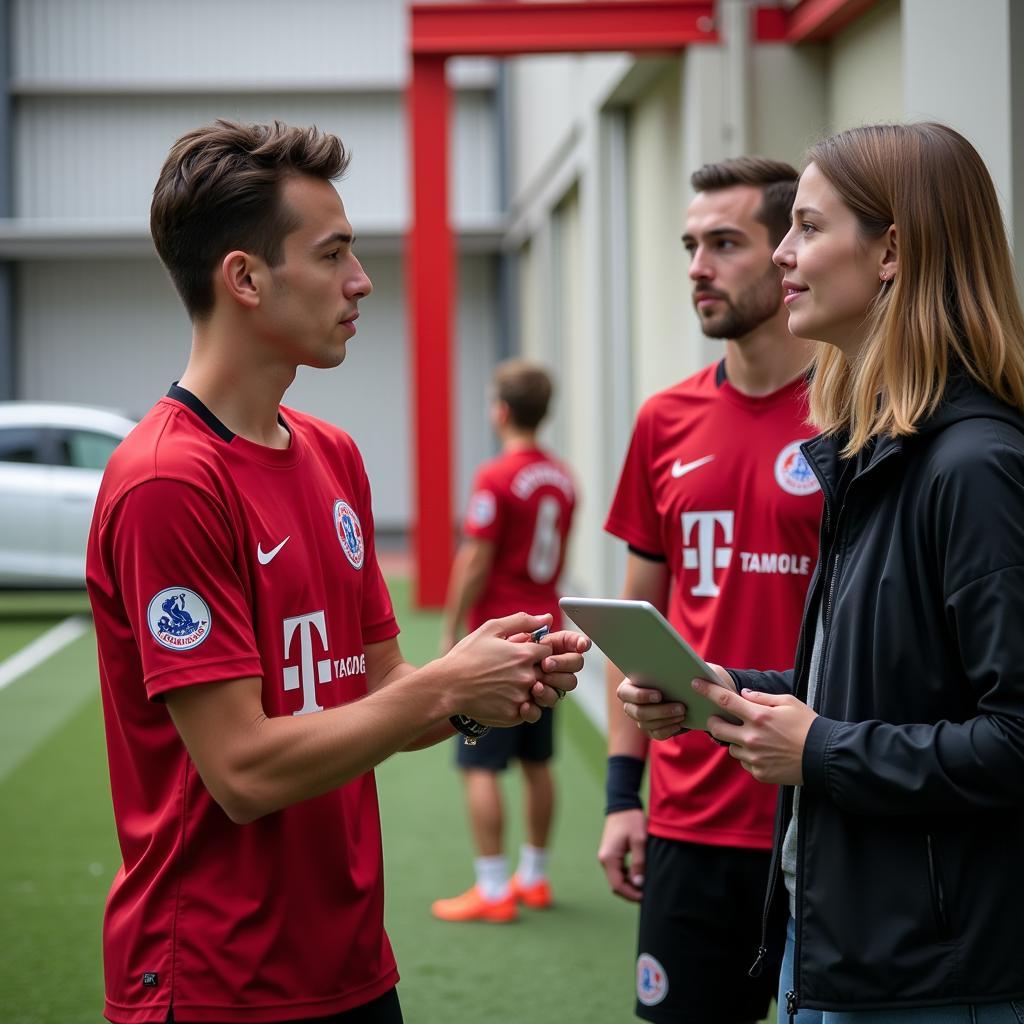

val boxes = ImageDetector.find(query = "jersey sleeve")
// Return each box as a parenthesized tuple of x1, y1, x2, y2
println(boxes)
(104, 478, 263, 700)
(605, 404, 663, 555)
(350, 445, 400, 647)
(462, 464, 503, 544)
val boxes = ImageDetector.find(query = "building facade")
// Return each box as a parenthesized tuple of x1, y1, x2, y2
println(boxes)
(3, 0, 1023, 615)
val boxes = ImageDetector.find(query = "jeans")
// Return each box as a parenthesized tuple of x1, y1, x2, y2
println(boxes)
(778, 917, 1024, 1024)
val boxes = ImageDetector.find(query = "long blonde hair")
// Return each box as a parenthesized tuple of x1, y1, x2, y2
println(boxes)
(806, 123, 1024, 455)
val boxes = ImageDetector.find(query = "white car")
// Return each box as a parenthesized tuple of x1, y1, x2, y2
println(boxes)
(0, 402, 137, 586)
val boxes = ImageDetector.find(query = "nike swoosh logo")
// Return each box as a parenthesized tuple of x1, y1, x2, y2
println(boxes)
(671, 455, 715, 478)
(257, 536, 290, 565)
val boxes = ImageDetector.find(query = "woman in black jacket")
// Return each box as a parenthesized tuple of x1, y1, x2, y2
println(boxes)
(619, 123, 1024, 1023)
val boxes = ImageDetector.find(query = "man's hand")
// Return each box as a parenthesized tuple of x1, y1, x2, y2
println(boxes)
(597, 808, 647, 902)
(508, 627, 591, 710)
(691, 679, 816, 785)
(442, 613, 555, 725)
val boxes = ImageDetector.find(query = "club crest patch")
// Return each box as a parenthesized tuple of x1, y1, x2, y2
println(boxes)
(147, 588, 211, 651)
(636, 952, 668, 1006)
(468, 489, 497, 528)
(774, 441, 820, 496)
(333, 499, 365, 570)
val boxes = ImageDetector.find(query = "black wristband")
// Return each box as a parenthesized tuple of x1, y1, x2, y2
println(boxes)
(449, 714, 492, 745)
(605, 754, 645, 814)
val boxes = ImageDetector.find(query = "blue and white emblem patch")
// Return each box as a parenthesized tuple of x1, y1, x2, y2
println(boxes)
(147, 587, 211, 651)
(333, 499, 365, 570)
(774, 440, 820, 496)
(468, 489, 496, 528)
(636, 952, 668, 1006)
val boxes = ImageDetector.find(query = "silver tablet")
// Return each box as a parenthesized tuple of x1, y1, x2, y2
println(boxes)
(559, 597, 740, 731)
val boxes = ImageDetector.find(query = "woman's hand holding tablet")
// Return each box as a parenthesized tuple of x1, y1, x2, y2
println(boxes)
(558, 597, 741, 734)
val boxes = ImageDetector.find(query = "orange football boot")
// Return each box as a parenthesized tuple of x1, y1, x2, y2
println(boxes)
(431, 886, 518, 923)
(510, 875, 553, 909)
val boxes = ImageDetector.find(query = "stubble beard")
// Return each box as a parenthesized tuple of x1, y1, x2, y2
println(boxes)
(697, 265, 784, 340)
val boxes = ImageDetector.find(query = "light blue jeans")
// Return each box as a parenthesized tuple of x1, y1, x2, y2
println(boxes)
(779, 917, 1024, 1023)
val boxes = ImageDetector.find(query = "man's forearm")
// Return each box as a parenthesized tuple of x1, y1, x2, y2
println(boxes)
(376, 659, 458, 750)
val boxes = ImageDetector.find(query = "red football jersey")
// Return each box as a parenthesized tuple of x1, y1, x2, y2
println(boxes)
(462, 447, 576, 631)
(605, 363, 822, 849)
(87, 391, 400, 1023)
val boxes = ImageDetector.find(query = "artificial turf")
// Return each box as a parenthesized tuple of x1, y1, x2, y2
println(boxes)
(0, 585, 639, 1024)
(377, 581, 638, 1021)
(0, 584, 773, 1024)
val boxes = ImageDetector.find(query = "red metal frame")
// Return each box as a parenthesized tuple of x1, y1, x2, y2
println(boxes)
(411, 1, 717, 57)
(406, 0, 879, 605)
(782, 0, 881, 43)
(407, 53, 455, 607)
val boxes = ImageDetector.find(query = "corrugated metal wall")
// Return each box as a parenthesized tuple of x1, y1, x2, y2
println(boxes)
(13, 91, 498, 224)
(13, 0, 407, 87)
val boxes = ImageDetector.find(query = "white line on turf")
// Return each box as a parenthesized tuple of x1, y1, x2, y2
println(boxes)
(0, 614, 91, 692)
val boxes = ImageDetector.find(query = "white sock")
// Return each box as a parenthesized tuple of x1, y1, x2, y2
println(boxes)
(474, 855, 509, 901)
(516, 844, 548, 886)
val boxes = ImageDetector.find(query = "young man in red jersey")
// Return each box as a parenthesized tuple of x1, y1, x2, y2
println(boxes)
(597, 158, 822, 1024)
(86, 120, 589, 1024)
(431, 361, 577, 923)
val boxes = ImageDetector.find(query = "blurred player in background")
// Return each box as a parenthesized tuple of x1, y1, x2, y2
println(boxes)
(432, 361, 577, 923)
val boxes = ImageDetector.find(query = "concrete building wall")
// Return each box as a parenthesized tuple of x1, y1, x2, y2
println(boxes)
(828, 0, 903, 131)
(503, 51, 645, 602)
(902, 0, 1018, 249)
(507, 52, 630, 210)
(750, 44, 829, 162)
(627, 61, 689, 409)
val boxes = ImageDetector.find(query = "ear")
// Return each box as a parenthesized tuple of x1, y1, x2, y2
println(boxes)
(493, 400, 511, 428)
(879, 223, 898, 283)
(219, 250, 264, 310)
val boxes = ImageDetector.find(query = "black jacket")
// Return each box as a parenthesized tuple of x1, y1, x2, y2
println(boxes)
(731, 371, 1024, 1012)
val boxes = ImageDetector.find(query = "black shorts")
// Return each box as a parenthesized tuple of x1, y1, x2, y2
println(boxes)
(455, 706, 554, 771)
(166, 986, 403, 1023)
(635, 836, 779, 1024)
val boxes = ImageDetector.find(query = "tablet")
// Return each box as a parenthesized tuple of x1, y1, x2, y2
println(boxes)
(558, 597, 740, 731)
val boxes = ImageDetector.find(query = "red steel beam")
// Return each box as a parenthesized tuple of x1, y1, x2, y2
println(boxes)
(411, 1, 717, 57)
(783, 0, 881, 42)
(754, 5, 788, 42)
(407, 54, 455, 607)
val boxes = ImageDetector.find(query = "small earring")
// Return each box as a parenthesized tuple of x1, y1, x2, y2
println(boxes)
(880, 272, 891, 283)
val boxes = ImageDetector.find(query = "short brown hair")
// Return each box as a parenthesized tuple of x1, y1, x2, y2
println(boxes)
(151, 119, 350, 319)
(493, 360, 553, 430)
(690, 156, 799, 245)
(804, 122, 1024, 454)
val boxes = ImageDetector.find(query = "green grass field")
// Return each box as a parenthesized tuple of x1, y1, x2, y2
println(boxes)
(0, 583, 775, 1024)
(0, 583, 641, 1024)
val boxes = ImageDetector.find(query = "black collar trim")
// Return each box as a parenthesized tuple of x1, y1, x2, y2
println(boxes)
(715, 359, 727, 387)
(166, 383, 234, 442)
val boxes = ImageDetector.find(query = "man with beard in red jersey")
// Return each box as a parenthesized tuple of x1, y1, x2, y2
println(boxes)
(598, 157, 821, 1024)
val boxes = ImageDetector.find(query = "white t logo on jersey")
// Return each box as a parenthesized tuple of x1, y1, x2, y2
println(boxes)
(681, 511, 734, 597)
(282, 611, 333, 716)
